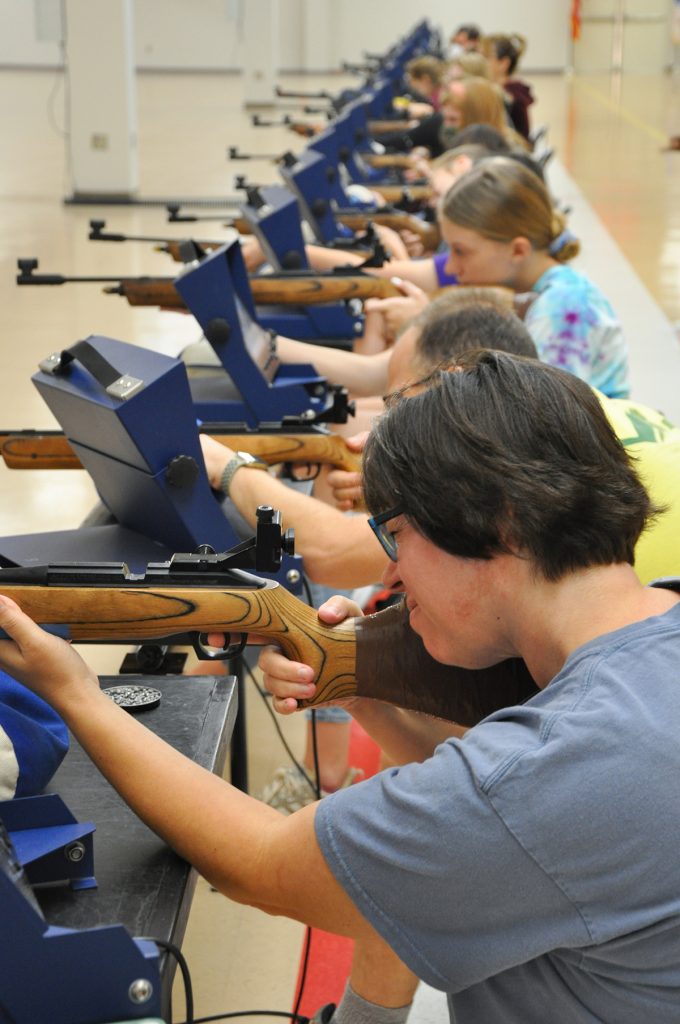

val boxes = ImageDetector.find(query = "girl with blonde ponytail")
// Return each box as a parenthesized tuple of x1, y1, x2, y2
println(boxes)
(440, 156, 629, 397)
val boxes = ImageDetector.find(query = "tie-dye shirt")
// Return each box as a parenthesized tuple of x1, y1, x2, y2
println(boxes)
(526, 265, 630, 398)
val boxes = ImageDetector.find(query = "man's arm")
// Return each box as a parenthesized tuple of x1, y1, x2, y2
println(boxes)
(0, 597, 385, 944)
(276, 336, 392, 397)
(200, 436, 387, 587)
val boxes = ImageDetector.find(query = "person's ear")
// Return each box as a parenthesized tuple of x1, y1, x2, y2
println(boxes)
(509, 236, 532, 262)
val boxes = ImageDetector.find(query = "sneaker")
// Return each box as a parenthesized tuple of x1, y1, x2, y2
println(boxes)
(308, 1004, 336, 1024)
(260, 767, 317, 815)
(260, 765, 364, 815)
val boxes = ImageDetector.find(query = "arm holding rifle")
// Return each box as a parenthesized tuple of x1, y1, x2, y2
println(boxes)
(276, 336, 392, 397)
(363, 279, 430, 345)
(304, 245, 440, 293)
(327, 432, 369, 511)
(0, 595, 379, 940)
(0, 594, 439, 1013)
(200, 435, 387, 588)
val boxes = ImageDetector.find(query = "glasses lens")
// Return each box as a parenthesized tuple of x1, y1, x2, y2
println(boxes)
(369, 506, 402, 561)
(379, 525, 398, 560)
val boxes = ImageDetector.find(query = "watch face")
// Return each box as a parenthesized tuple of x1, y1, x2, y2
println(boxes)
(102, 684, 162, 712)
(235, 451, 267, 469)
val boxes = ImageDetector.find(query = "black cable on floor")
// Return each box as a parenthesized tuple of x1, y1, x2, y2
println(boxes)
(137, 935, 194, 1024)
(243, 659, 317, 796)
(291, 925, 313, 1024)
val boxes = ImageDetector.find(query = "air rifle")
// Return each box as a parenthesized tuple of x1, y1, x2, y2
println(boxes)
(0, 523, 538, 726)
(16, 259, 403, 309)
(88, 218, 241, 251)
(0, 426, 361, 474)
(92, 210, 438, 260)
(336, 210, 440, 250)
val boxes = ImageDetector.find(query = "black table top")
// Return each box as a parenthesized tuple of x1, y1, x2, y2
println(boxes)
(37, 673, 237, 1015)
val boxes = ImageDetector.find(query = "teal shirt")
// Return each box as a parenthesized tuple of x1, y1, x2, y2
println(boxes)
(526, 265, 630, 398)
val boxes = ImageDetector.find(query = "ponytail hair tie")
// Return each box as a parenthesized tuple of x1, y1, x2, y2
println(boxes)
(548, 229, 577, 257)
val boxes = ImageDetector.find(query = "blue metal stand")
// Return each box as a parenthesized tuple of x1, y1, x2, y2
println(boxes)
(30, 333, 304, 591)
(1, 794, 95, 890)
(0, 803, 162, 1023)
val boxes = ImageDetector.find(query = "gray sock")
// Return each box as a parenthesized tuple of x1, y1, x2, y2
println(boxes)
(332, 981, 412, 1024)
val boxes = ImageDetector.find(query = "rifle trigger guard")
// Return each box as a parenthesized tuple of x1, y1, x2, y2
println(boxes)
(193, 632, 247, 661)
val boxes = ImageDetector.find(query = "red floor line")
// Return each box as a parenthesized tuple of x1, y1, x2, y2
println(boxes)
(293, 722, 381, 1017)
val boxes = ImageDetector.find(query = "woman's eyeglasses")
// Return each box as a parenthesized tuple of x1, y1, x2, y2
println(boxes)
(368, 505, 404, 561)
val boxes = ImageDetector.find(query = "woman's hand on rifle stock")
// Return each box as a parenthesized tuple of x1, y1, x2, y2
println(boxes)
(258, 595, 363, 714)
(0, 595, 99, 711)
(327, 431, 369, 511)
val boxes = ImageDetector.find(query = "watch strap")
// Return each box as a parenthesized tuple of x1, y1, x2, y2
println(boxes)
(219, 453, 267, 495)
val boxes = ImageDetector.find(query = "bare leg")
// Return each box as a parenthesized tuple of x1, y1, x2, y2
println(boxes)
(305, 717, 352, 792)
(350, 933, 419, 1008)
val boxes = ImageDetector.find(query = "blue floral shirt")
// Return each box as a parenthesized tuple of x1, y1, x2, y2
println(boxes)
(526, 265, 630, 398)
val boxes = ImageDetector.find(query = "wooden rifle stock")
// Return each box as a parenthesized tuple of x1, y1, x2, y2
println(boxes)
(0, 431, 79, 469)
(337, 211, 440, 251)
(0, 430, 361, 473)
(226, 433, 361, 472)
(371, 184, 433, 204)
(2, 581, 537, 725)
(367, 119, 416, 134)
(104, 279, 185, 309)
(248, 275, 401, 305)
(363, 153, 416, 169)
(104, 275, 402, 309)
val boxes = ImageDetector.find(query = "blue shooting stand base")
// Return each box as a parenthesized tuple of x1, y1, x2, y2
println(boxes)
(0, 798, 162, 1023)
(0, 793, 96, 890)
(28, 334, 303, 592)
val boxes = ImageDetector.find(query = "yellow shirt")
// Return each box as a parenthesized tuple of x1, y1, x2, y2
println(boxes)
(597, 392, 680, 584)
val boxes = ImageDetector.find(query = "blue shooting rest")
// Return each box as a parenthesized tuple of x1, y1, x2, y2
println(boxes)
(240, 183, 360, 342)
(0, 807, 161, 1024)
(280, 148, 359, 243)
(30, 335, 304, 590)
(241, 183, 308, 271)
(308, 113, 380, 192)
(174, 240, 348, 422)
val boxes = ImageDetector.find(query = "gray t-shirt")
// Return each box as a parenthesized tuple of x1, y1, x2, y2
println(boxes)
(315, 599, 680, 1022)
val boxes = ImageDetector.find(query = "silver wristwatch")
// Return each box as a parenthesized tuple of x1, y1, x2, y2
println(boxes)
(219, 451, 268, 495)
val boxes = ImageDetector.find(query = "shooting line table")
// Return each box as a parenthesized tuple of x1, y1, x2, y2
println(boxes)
(37, 672, 237, 1019)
